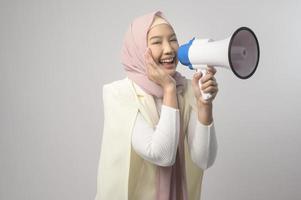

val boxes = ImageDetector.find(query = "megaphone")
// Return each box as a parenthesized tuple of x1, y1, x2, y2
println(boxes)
(177, 27, 260, 100)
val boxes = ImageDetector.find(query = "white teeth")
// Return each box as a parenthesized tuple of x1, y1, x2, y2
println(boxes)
(160, 58, 174, 63)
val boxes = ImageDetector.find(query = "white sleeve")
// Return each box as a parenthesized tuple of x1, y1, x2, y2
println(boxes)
(187, 109, 218, 170)
(131, 105, 180, 167)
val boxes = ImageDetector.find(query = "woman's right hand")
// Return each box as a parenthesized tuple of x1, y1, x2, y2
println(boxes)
(144, 48, 176, 91)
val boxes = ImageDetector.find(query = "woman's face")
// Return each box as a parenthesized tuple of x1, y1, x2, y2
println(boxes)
(147, 24, 179, 76)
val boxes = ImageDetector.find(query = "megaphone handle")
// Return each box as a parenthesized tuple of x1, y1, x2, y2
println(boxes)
(197, 68, 212, 101)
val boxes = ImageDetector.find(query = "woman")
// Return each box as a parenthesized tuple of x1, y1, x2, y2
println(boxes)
(95, 11, 218, 200)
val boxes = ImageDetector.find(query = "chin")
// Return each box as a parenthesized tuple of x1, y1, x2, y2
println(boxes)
(161, 61, 178, 76)
(165, 68, 177, 76)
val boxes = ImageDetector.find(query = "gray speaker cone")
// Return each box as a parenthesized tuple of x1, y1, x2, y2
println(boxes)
(228, 27, 260, 79)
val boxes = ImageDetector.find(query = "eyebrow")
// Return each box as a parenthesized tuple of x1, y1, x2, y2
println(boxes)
(149, 33, 177, 40)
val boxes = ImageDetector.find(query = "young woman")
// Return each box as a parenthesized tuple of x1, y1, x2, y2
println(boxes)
(95, 11, 218, 200)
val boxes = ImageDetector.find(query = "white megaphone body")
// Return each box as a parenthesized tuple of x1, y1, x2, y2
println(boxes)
(177, 27, 260, 100)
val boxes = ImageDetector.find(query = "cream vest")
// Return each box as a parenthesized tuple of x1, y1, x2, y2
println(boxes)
(95, 78, 204, 200)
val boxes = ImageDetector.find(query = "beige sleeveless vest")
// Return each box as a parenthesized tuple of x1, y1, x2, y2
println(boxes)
(95, 78, 204, 200)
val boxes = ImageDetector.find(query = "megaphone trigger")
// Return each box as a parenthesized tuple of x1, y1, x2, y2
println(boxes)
(196, 68, 213, 101)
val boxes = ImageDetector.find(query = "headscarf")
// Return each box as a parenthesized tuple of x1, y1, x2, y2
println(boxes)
(121, 11, 186, 98)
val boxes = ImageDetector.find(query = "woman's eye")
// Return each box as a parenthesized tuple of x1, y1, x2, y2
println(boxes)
(152, 41, 161, 45)
(171, 39, 178, 42)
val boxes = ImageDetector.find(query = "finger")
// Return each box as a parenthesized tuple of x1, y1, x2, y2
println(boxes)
(201, 80, 217, 90)
(144, 48, 151, 58)
(201, 73, 215, 83)
(145, 55, 154, 73)
(145, 51, 155, 74)
(147, 48, 160, 67)
(192, 71, 203, 87)
(193, 70, 203, 80)
(202, 85, 218, 93)
(144, 49, 152, 65)
(144, 48, 156, 66)
(207, 65, 217, 75)
(203, 86, 218, 93)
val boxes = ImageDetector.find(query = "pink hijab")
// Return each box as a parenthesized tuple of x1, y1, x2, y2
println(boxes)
(121, 11, 186, 98)
(121, 11, 188, 200)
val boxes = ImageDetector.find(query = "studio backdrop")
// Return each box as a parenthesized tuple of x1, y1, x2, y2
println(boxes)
(1, 0, 300, 200)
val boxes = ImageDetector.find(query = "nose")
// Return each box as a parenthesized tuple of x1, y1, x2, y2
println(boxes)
(163, 41, 173, 55)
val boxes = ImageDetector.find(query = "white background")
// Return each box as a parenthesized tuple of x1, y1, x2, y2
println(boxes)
(1, 0, 300, 199)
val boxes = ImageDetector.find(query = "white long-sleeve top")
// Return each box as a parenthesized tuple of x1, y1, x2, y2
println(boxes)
(131, 98, 217, 170)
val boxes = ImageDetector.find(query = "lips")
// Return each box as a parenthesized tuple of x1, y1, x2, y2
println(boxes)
(159, 57, 174, 64)
(159, 57, 176, 69)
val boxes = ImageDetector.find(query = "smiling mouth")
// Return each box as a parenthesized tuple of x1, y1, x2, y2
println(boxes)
(159, 57, 176, 69)
(159, 57, 174, 64)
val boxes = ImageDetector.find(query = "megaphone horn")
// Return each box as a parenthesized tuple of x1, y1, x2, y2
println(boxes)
(177, 26, 260, 100)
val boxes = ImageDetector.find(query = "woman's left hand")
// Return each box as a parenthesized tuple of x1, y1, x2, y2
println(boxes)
(192, 66, 218, 105)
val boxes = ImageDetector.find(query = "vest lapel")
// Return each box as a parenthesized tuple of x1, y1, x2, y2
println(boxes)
(128, 78, 159, 127)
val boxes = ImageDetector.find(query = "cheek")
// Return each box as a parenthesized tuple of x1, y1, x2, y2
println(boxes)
(172, 43, 179, 52)
(172, 45, 179, 64)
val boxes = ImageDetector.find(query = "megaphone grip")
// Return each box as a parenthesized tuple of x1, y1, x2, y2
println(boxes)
(198, 68, 212, 101)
